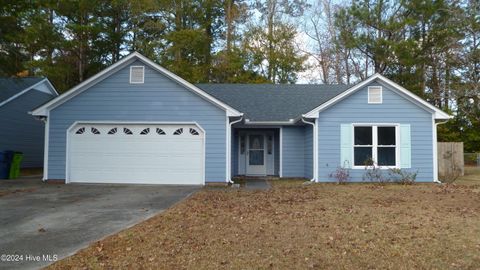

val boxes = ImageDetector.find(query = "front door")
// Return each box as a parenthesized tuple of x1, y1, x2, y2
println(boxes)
(246, 134, 266, 175)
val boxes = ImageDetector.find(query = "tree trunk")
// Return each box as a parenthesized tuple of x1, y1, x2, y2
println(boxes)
(174, 0, 183, 63)
(267, 0, 276, 82)
(345, 49, 351, 84)
(225, 0, 234, 52)
(324, 1, 342, 83)
(113, 6, 121, 62)
(204, 1, 213, 81)
(78, 12, 85, 82)
(431, 58, 441, 108)
(444, 64, 450, 110)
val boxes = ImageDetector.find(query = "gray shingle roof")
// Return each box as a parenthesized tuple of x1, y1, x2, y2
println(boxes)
(0, 77, 45, 103)
(195, 84, 351, 121)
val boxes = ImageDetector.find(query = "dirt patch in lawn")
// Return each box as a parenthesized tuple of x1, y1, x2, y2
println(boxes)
(47, 182, 480, 270)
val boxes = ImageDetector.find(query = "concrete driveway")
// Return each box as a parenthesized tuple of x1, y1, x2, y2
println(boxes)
(0, 178, 199, 270)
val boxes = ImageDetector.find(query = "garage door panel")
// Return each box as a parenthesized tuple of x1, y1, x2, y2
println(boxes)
(70, 157, 203, 170)
(70, 147, 195, 156)
(68, 124, 204, 185)
(71, 142, 203, 155)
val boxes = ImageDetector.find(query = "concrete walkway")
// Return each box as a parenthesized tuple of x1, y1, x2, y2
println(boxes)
(244, 179, 271, 190)
(0, 178, 198, 270)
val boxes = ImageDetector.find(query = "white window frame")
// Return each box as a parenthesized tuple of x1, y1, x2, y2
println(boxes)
(352, 123, 400, 169)
(129, 66, 145, 84)
(368, 86, 383, 104)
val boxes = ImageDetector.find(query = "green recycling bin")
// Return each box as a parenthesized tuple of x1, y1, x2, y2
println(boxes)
(8, 152, 23, 179)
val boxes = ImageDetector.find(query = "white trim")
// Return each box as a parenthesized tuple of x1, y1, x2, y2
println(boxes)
(226, 115, 229, 182)
(44, 78, 59, 96)
(129, 66, 145, 84)
(42, 113, 50, 181)
(304, 73, 451, 120)
(237, 132, 247, 175)
(266, 131, 275, 175)
(0, 79, 58, 108)
(227, 115, 244, 182)
(65, 121, 206, 185)
(432, 117, 448, 183)
(279, 127, 283, 177)
(31, 52, 242, 117)
(32, 55, 136, 116)
(245, 132, 268, 176)
(236, 129, 278, 176)
(233, 125, 283, 129)
(351, 123, 400, 169)
(301, 118, 317, 181)
(432, 115, 438, 183)
(367, 86, 383, 104)
(314, 118, 318, 182)
(244, 119, 296, 125)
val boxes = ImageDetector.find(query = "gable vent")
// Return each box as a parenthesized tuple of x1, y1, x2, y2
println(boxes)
(368, 86, 382, 104)
(130, 66, 145, 84)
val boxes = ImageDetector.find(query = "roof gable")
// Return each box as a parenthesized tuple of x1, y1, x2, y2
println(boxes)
(31, 52, 242, 116)
(0, 78, 58, 108)
(303, 73, 451, 120)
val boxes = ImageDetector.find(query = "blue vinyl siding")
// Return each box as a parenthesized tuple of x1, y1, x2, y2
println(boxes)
(282, 126, 307, 178)
(304, 126, 313, 179)
(317, 80, 434, 182)
(231, 129, 238, 176)
(48, 60, 227, 182)
(0, 90, 55, 167)
(274, 131, 280, 175)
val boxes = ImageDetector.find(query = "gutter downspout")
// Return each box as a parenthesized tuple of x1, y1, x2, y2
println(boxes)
(227, 115, 244, 184)
(301, 117, 317, 182)
(433, 119, 449, 184)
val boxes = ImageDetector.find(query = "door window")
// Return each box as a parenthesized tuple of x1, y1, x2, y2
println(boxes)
(249, 135, 264, 165)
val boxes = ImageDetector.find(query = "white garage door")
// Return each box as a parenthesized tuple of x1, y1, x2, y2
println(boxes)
(67, 123, 204, 185)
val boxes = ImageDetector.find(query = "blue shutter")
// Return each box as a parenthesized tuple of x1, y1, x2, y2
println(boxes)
(340, 124, 353, 168)
(400, 124, 411, 168)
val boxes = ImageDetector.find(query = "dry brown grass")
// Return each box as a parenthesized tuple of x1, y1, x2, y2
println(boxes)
(457, 166, 480, 185)
(47, 182, 480, 270)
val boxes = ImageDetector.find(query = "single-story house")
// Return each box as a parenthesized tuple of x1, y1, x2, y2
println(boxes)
(31, 52, 451, 185)
(0, 77, 58, 168)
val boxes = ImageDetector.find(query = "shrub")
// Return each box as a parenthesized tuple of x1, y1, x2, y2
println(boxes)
(329, 161, 351, 184)
(439, 165, 462, 183)
(362, 158, 388, 183)
(388, 168, 418, 185)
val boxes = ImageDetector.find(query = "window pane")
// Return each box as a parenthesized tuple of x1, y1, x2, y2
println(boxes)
(378, 127, 396, 145)
(354, 127, 372, 145)
(354, 147, 373, 166)
(378, 147, 396, 166)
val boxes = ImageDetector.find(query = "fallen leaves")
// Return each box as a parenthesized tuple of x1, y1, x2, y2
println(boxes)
(46, 182, 480, 270)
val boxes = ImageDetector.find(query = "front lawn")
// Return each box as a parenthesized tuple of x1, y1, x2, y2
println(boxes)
(48, 182, 480, 269)
(457, 166, 480, 185)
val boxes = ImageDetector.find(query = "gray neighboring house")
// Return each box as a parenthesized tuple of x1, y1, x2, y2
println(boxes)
(31, 52, 451, 185)
(0, 77, 58, 167)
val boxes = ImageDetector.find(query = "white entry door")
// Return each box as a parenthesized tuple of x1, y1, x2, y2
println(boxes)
(246, 134, 266, 175)
(67, 123, 204, 185)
